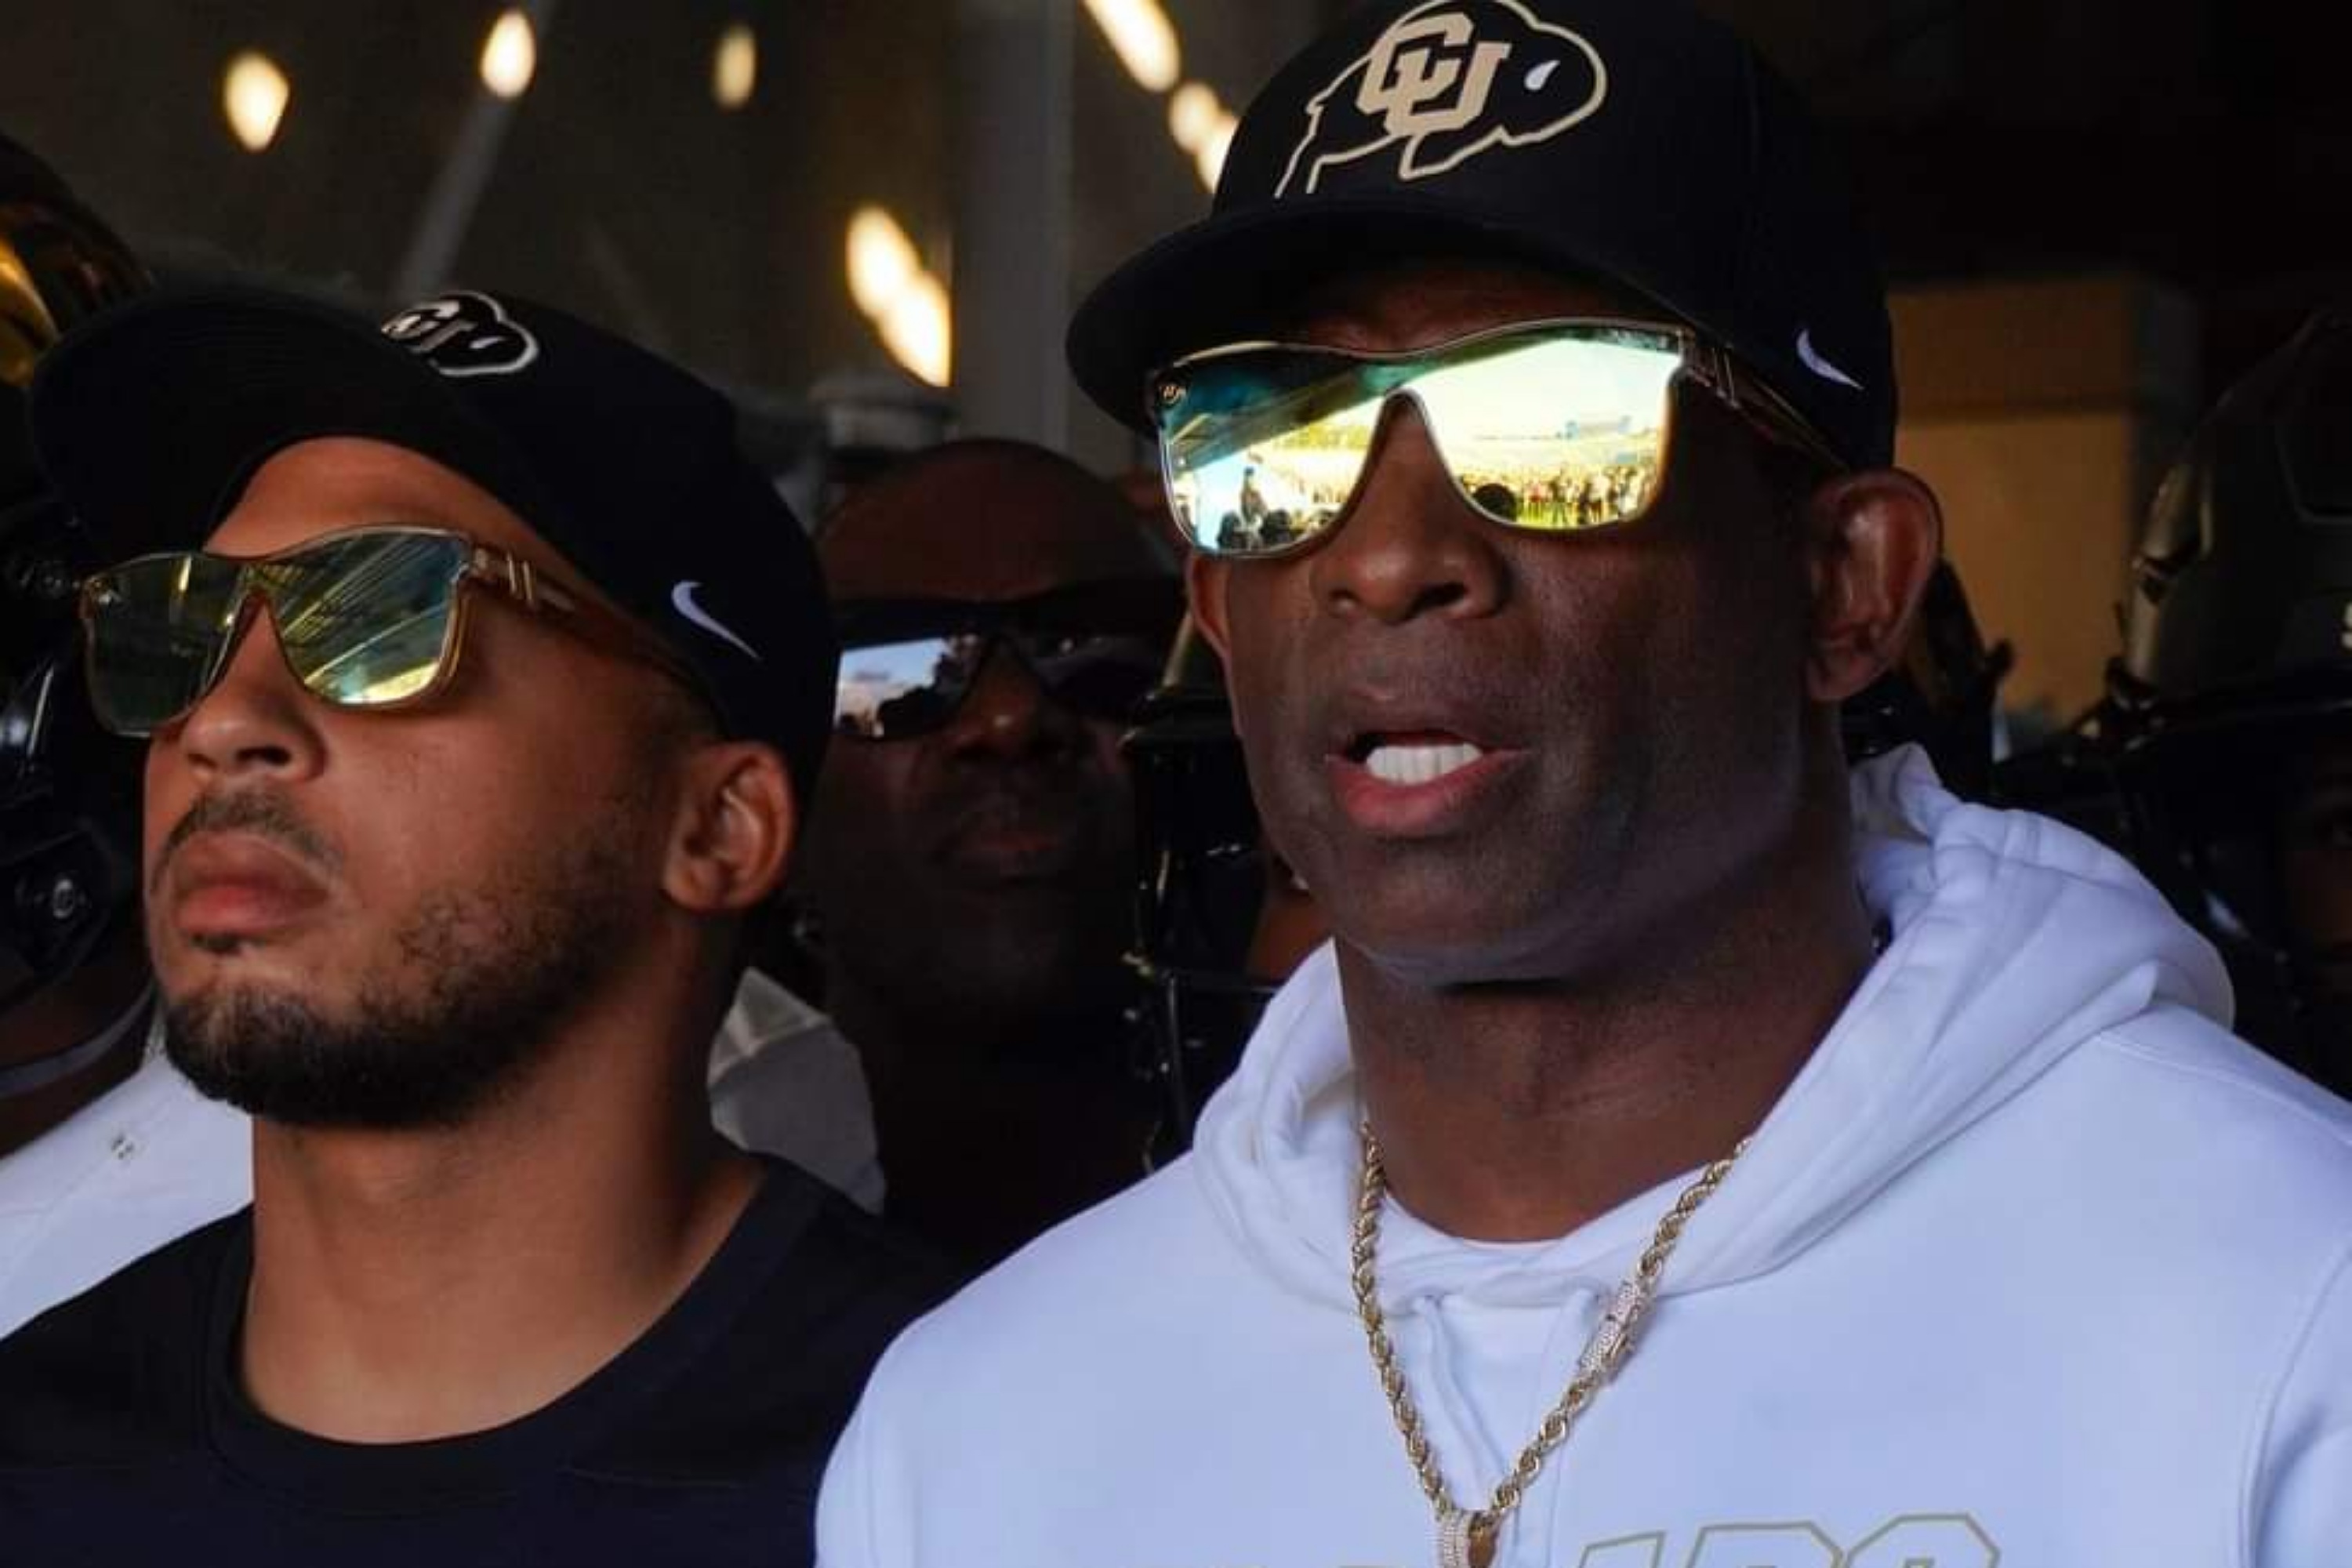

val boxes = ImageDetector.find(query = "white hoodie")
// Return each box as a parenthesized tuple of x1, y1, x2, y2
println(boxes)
(818, 751, 2352, 1567)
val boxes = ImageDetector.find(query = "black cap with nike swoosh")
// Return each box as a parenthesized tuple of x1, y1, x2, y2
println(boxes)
(1068, 0, 1897, 470)
(28, 283, 837, 793)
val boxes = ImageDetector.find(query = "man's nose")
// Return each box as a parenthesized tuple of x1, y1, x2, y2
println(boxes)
(165, 602, 328, 785)
(939, 641, 1090, 764)
(1305, 396, 1509, 627)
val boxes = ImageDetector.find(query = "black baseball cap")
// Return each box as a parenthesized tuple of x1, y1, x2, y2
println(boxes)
(27, 284, 836, 793)
(1069, 0, 1896, 470)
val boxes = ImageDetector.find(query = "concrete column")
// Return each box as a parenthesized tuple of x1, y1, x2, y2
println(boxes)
(391, 0, 563, 303)
(952, 0, 1076, 448)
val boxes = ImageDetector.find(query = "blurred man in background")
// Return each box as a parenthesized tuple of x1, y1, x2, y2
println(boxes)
(794, 438, 1181, 1265)
(2103, 306, 2352, 1093)
(0, 132, 248, 1338)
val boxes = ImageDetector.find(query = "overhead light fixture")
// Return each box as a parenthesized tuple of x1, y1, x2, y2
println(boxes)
(1167, 82, 1237, 193)
(845, 205, 950, 388)
(480, 9, 538, 100)
(1082, 0, 1179, 93)
(1193, 113, 1237, 192)
(713, 22, 757, 110)
(879, 274, 952, 390)
(847, 207, 922, 321)
(1167, 82, 1219, 152)
(222, 51, 291, 153)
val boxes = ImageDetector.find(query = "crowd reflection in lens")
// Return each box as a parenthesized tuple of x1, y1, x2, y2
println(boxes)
(1180, 448, 1664, 548)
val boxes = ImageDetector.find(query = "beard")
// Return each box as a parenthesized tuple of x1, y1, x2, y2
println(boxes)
(162, 826, 641, 1131)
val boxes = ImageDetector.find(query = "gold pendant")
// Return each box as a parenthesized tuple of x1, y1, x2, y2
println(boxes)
(1436, 1508, 1497, 1568)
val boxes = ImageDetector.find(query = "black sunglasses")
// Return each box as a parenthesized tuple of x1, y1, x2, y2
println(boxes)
(832, 578, 1181, 741)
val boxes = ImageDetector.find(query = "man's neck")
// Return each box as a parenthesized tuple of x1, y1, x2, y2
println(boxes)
(1342, 828, 1876, 1244)
(239, 1019, 762, 1444)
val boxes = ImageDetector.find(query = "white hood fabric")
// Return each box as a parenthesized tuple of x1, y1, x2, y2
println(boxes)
(0, 1029, 249, 1341)
(821, 752, 2352, 1568)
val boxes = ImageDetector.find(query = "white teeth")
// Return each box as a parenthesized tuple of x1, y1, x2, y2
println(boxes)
(1363, 742, 1484, 786)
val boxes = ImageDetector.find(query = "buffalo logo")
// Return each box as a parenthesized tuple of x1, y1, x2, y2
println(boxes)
(1273, 0, 1607, 197)
(379, 290, 539, 378)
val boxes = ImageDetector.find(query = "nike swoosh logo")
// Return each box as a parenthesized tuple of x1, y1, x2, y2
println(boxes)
(671, 582, 763, 662)
(1797, 328, 1864, 391)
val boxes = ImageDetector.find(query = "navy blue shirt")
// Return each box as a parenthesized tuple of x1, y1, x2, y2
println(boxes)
(0, 1160, 949, 1565)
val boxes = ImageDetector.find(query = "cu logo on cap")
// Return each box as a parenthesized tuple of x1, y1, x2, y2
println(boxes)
(1275, 0, 1607, 196)
(380, 290, 540, 379)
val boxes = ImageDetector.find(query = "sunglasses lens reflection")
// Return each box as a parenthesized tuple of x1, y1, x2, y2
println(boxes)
(832, 630, 1167, 741)
(82, 554, 246, 735)
(1156, 347, 1373, 557)
(1155, 326, 1686, 557)
(833, 634, 987, 740)
(264, 532, 467, 707)
(82, 531, 470, 735)
(1414, 331, 1678, 534)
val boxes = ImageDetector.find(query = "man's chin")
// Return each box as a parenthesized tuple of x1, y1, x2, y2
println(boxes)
(1323, 879, 1626, 991)
(161, 985, 528, 1131)
(934, 826, 1100, 887)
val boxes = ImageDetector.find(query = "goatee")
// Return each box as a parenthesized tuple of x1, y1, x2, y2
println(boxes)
(165, 834, 633, 1129)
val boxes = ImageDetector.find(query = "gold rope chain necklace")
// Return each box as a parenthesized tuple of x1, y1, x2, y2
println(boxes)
(1350, 1117, 1751, 1568)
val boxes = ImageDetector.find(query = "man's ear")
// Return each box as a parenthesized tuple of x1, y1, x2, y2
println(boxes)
(663, 742, 797, 915)
(1186, 550, 1234, 664)
(1801, 467, 1944, 704)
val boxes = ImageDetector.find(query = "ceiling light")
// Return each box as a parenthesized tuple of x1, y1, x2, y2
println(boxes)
(223, 52, 290, 153)
(1194, 113, 1237, 192)
(845, 205, 950, 389)
(713, 23, 757, 110)
(1082, 0, 1180, 93)
(846, 206, 922, 320)
(480, 10, 537, 100)
(1167, 82, 1220, 152)
(878, 274, 952, 390)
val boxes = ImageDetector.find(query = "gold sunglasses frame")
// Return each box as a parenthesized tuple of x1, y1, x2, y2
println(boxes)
(1150, 316, 1848, 559)
(78, 523, 699, 736)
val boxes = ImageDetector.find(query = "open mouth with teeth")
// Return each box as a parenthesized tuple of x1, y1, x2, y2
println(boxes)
(1345, 731, 1490, 787)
